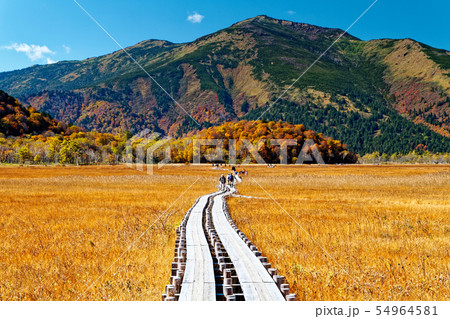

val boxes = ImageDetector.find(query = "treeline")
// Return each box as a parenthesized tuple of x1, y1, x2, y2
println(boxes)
(0, 132, 126, 164)
(0, 120, 358, 165)
(181, 120, 358, 164)
(1, 129, 449, 165)
(360, 151, 450, 164)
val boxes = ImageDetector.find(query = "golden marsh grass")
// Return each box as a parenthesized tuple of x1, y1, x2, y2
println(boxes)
(228, 165, 450, 300)
(0, 164, 448, 300)
(0, 165, 216, 300)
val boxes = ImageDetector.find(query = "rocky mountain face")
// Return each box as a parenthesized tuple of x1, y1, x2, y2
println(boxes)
(0, 15, 449, 154)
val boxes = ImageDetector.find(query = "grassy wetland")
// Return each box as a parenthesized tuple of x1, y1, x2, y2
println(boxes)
(228, 165, 450, 300)
(0, 164, 448, 300)
(0, 165, 215, 300)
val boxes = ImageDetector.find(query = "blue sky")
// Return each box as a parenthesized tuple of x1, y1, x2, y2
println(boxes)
(0, 0, 449, 72)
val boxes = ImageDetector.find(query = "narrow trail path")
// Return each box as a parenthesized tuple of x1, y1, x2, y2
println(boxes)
(211, 193, 285, 301)
(179, 192, 217, 301)
(163, 186, 295, 301)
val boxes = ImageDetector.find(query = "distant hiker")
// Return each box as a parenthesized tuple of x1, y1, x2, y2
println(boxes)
(238, 169, 247, 175)
(227, 173, 235, 188)
(219, 174, 226, 190)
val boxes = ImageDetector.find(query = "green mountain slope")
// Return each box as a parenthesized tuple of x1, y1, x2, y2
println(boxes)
(0, 15, 449, 154)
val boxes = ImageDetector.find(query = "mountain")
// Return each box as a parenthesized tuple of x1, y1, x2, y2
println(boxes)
(0, 90, 80, 136)
(0, 15, 449, 154)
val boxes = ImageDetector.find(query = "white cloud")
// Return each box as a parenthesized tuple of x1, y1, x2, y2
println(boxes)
(287, 10, 296, 15)
(46, 57, 56, 64)
(187, 12, 204, 23)
(3, 43, 56, 64)
(62, 44, 71, 54)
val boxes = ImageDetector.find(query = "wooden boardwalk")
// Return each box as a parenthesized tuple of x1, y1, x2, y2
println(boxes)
(178, 193, 218, 301)
(211, 193, 285, 301)
(166, 188, 293, 301)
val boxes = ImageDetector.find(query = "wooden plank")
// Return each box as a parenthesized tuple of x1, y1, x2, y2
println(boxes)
(202, 245, 216, 283)
(179, 193, 217, 301)
(178, 283, 193, 301)
(211, 194, 285, 301)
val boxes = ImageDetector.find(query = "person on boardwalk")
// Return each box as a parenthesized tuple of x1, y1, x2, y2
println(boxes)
(219, 174, 226, 190)
(227, 173, 235, 189)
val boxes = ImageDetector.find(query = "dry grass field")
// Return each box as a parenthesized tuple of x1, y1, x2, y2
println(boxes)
(0, 164, 216, 300)
(0, 164, 448, 301)
(228, 165, 450, 300)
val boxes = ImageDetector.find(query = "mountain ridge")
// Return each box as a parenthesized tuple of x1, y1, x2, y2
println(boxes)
(0, 15, 449, 154)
